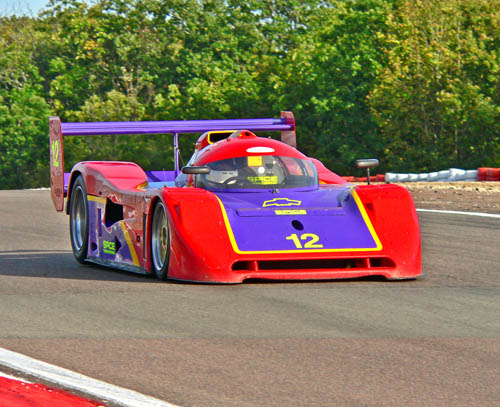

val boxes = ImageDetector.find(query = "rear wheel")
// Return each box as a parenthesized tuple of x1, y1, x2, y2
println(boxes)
(151, 201, 170, 280)
(69, 175, 89, 264)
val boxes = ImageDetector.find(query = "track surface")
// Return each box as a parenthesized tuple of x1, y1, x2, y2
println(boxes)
(1, 190, 499, 407)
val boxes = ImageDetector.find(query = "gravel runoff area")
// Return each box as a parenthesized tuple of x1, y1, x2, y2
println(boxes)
(390, 182, 500, 214)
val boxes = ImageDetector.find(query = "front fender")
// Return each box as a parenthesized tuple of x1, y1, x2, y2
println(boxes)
(161, 188, 237, 282)
(355, 184, 421, 278)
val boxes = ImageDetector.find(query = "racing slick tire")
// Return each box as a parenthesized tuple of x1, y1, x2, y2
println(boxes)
(151, 201, 171, 280)
(69, 175, 89, 264)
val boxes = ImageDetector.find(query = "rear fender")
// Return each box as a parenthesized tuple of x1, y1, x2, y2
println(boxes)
(68, 162, 150, 271)
(69, 161, 147, 197)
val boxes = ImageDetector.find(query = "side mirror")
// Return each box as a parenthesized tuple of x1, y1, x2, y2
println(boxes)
(181, 166, 210, 175)
(355, 159, 379, 185)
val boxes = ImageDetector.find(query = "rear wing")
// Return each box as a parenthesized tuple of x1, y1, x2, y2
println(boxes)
(49, 112, 296, 211)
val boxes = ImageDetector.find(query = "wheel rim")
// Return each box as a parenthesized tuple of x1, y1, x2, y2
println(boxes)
(71, 185, 87, 251)
(152, 203, 169, 271)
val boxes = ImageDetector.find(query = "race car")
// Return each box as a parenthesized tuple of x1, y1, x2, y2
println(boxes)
(49, 112, 421, 282)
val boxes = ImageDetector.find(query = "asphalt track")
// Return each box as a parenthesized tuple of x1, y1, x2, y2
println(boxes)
(0, 189, 499, 407)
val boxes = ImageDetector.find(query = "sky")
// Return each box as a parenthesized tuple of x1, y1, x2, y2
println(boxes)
(1, 0, 50, 16)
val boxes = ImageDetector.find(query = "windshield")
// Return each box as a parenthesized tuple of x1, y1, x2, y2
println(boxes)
(196, 155, 318, 190)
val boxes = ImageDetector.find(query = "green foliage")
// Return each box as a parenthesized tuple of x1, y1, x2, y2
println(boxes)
(271, 0, 392, 174)
(0, 0, 499, 189)
(0, 17, 50, 188)
(370, 0, 500, 171)
(0, 86, 50, 188)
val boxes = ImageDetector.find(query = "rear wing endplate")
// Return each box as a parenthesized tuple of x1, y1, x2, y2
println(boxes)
(49, 117, 65, 211)
(49, 112, 296, 211)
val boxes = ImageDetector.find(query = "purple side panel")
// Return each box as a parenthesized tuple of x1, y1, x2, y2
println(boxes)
(87, 199, 135, 265)
(216, 187, 378, 252)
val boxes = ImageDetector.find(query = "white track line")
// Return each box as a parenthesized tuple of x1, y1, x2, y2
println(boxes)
(1, 372, 32, 382)
(0, 347, 179, 407)
(416, 208, 500, 219)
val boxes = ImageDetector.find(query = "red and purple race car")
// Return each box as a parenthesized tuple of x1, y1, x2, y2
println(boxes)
(49, 112, 421, 283)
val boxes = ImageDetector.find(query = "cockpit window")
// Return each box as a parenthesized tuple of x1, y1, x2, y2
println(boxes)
(196, 156, 318, 190)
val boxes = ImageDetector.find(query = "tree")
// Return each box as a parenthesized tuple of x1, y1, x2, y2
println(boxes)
(0, 16, 50, 188)
(0, 86, 50, 188)
(370, 0, 500, 171)
(270, 0, 393, 174)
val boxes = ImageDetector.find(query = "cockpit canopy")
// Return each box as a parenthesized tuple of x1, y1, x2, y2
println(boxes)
(195, 155, 318, 190)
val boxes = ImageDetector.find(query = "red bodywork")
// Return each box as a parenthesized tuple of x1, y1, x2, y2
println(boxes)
(65, 162, 421, 283)
(54, 114, 421, 283)
(156, 183, 420, 282)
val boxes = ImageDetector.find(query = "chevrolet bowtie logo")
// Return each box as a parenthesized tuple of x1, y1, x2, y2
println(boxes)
(262, 198, 302, 207)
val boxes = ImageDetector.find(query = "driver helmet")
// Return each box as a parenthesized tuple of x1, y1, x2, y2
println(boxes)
(206, 158, 238, 184)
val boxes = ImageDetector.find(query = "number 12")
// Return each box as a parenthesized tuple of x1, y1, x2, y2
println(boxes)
(286, 233, 324, 249)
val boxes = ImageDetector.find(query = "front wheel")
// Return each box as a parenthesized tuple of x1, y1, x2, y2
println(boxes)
(151, 201, 170, 280)
(69, 175, 89, 264)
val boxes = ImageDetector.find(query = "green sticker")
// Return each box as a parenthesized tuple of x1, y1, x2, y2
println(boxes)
(51, 140, 60, 167)
(103, 240, 116, 255)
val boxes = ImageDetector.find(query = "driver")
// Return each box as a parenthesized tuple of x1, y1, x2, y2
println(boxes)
(206, 158, 239, 184)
